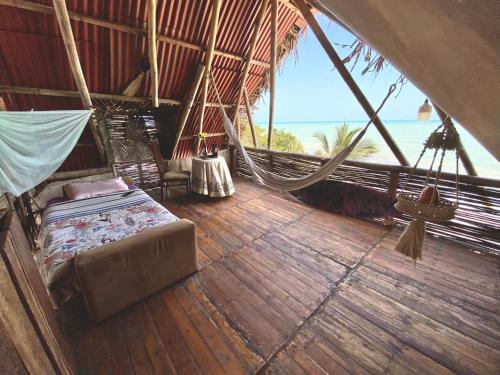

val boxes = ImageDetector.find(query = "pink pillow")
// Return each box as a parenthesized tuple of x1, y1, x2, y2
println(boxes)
(64, 178, 129, 200)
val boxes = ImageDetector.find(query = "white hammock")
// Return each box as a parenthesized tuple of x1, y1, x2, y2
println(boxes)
(220, 106, 368, 191)
(211, 75, 396, 192)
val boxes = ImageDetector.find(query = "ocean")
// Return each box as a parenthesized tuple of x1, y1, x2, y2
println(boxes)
(255, 120, 499, 179)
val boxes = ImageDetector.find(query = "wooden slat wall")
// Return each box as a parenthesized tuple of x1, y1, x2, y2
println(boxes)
(236, 148, 500, 254)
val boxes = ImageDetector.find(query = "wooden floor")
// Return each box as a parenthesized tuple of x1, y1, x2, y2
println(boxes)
(67, 178, 500, 374)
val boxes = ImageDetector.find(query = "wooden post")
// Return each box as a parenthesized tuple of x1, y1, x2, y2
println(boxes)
(0, 85, 242, 108)
(268, 0, 278, 149)
(148, 0, 158, 107)
(434, 104, 478, 176)
(243, 87, 258, 147)
(294, 0, 409, 166)
(52, 0, 106, 163)
(173, 64, 205, 157)
(232, 0, 270, 136)
(195, 0, 222, 154)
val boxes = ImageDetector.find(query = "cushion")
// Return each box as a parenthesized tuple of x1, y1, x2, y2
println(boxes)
(64, 177, 129, 200)
(163, 171, 190, 180)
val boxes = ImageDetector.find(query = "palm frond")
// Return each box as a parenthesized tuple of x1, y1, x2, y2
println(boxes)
(313, 131, 330, 155)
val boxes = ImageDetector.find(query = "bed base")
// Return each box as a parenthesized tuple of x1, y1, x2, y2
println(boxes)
(75, 219, 198, 322)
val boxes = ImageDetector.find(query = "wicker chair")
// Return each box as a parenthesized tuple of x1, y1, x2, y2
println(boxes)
(151, 142, 191, 201)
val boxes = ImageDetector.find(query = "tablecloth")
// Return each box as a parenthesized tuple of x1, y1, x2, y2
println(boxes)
(191, 156, 235, 197)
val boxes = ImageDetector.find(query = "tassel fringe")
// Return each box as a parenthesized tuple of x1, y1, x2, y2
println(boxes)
(395, 219, 426, 262)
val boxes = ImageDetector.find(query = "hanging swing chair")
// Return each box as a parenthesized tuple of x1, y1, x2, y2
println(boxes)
(394, 120, 461, 261)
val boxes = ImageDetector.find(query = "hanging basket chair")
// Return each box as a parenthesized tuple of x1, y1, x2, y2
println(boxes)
(394, 121, 460, 262)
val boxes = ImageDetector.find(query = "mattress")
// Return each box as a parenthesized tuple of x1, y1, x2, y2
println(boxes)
(37, 189, 178, 304)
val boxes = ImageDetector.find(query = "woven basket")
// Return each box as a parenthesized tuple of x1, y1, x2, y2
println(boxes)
(395, 193, 457, 222)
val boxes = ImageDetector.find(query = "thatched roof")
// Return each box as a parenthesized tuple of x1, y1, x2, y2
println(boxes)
(314, 0, 500, 160)
(0, 0, 305, 168)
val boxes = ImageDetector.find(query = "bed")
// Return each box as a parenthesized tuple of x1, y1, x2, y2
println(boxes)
(37, 187, 198, 319)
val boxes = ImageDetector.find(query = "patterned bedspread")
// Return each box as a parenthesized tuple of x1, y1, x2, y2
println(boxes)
(38, 189, 178, 294)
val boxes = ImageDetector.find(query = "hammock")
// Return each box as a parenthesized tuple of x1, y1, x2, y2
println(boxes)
(211, 75, 396, 192)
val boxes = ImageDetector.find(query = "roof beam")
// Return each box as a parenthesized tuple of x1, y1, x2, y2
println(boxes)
(0, 0, 271, 69)
(294, 0, 409, 166)
(148, 0, 158, 107)
(232, 0, 270, 136)
(173, 64, 205, 158)
(52, 0, 106, 162)
(0, 85, 240, 109)
(196, 0, 222, 155)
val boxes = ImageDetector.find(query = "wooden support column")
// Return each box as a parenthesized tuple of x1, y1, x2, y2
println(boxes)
(434, 104, 478, 176)
(148, 0, 158, 107)
(52, 0, 106, 163)
(173, 64, 205, 157)
(243, 87, 258, 147)
(268, 0, 278, 149)
(294, 0, 409, 166)
(195, 0, 222, 154)
(232, 0, 270, 136)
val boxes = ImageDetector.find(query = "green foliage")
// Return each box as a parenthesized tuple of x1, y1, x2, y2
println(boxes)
(313, 123, 378, 160)
(241, 123, 304, 153)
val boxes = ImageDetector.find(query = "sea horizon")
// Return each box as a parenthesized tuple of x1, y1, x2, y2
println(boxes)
(254, 119, 499, 179)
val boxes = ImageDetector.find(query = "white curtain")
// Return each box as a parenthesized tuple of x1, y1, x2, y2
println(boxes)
(0, 110, 92, 196)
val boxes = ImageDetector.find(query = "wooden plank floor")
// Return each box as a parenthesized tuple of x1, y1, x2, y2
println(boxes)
(67, 178, 500, 374)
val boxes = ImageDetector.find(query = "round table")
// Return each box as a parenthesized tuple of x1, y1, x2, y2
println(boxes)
(191, 156, 235, 197)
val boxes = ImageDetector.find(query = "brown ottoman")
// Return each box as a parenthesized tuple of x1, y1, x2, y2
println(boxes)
(75, 219, 198, 322)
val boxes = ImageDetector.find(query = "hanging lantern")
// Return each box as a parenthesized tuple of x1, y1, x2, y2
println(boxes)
(417, 99, 432, 121)
(394, 121, 460, 262)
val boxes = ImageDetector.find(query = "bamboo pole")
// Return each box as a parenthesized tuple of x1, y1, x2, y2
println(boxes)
(232, 0, 270, 136)
(294, 0, 409, 166)
(52, 0, 106, 163)
(148, 0, 158, 107)
(195, 0, 222, 154)
(0, 0, 270, 69)
(434, 104, 478, 176)
(268, 0, 278, 149)
(173, 64, 205, 157)
(0, 85, 243, 108)
(243, 87, 258, 147)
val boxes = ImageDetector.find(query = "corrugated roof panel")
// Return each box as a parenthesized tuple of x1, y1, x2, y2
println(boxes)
(0, 0, 304, 167)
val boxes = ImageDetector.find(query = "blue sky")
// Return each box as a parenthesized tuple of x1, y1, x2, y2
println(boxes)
(253, 14, 438, 123)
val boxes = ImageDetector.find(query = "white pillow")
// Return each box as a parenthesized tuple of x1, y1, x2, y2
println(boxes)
(64, 177, 129, 200)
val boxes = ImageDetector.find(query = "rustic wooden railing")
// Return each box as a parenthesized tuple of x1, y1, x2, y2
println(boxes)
(236, 146, 500, 255)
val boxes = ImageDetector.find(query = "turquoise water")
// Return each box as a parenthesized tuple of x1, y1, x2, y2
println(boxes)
(255, 120, 499, 179)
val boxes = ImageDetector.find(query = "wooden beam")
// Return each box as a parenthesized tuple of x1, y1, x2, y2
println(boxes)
(52, 0, 106, 163)
(294, 0, 409, 166)
(268, 0, 278, 149)
(232, 0, 270, 136)
(0, 0, 270, 69)
(148, 0, 158, 107)
(243, 87, 258, 147)
(0, 85, 243, 108)
(434, 104, 478, 176)
(195, 0, 222, 154)
(173, 64, 205, 158)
